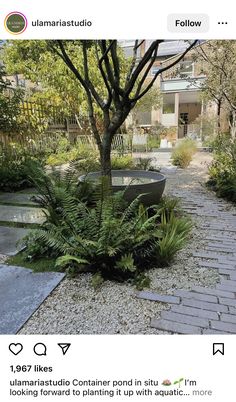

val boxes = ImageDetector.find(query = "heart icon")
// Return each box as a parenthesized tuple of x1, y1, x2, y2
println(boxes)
(9, 343, 23, 356)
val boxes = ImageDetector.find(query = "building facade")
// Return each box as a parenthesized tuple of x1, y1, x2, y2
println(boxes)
(121, 40, 219, 140)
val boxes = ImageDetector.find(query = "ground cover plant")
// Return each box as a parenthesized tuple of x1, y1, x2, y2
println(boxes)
(207, 134, 236, 202)
(172, 138, 197, 168)
(19, 163, 192, 287)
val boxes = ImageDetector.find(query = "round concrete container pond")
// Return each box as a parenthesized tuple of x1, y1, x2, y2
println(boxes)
(79, 170, 166, 206)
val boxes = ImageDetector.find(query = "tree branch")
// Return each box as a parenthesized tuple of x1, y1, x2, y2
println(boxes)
(133, 45, 158, 99)
(56, 40, 89, 92)
(125, 40, 164, 96)
(99, 40, 123, 107)
(109, 40, 120, 87)
(55, 41, 102, 150)
(124, 40, 147, 87)
(130, 40, 198, 102)
(82, 41, 105, 109)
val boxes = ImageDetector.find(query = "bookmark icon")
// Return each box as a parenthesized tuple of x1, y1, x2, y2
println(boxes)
(213, 343, 224, 356)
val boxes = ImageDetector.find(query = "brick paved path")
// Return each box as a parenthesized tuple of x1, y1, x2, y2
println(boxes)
(138, 152, 236, 334)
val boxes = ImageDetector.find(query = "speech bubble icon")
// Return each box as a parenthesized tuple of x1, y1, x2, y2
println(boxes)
(33, 343, 47, 356)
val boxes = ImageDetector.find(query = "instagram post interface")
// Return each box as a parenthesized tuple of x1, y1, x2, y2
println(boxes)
(0, 1, 236, 401)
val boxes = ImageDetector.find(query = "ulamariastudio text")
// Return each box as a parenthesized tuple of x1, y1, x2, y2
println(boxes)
(31, 19, 92, 27)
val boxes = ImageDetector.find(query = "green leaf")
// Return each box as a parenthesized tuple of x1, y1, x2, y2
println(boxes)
(115, 254, 136, 272)
(55, 255, 89, 269)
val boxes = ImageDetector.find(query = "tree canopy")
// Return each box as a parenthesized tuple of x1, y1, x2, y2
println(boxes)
(3, 40, 127, 117)
(0, 65, 24, 133)
(195, 41, 236, 135)
(3, 40, 197, 173)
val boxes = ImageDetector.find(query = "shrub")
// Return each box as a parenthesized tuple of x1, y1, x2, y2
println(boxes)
(0, 66, 24, 134)
(46, 148, 79, 166)
(172, 139, 197, 168)
(134, 157, 158, 171)
(21, 169, 192, 284)
(46, 141, 100, 171)
(207, 135, 236, 202)
(0, 144, 42, 191)
(46, 138, 80, 166)
(148, 135, 160, 150)
(111, 155, 134, 170)
(25, 161, 96, 225)
(75, 156, 100, 174)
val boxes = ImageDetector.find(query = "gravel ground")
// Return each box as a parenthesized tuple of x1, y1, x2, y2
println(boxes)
(19, 151, 222, 335)
(0, 254, 8, 263)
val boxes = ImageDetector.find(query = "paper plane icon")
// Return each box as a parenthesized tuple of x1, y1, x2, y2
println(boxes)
(58, 343, 71, 355)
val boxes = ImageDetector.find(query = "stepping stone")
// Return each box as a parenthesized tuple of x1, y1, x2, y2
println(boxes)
(202, 329, 229, 334)
(137, 291, 180, 304)
(181, 298, 228, 313)
(174, 290, 218, 303)
(219, 269, 236, 276)
(0, 193, 36, 205)
(160, 167, 177, 173)
(0, 264, 65, 334)
(219, 297, 236, 307)
(0, 226, 29, 256)
(171, 304, 219, 320)
(160, 310, 209, 328)
(193, 251, 228, 260)
(218, 314, 236, 324)
(192, 286, 236, 299)
(150, 318, 202, 334)
(0, 205, 45, 224)
(210, 320, 236, 334)
(205, 245, 236, 252)
(199, 261, 235, 270)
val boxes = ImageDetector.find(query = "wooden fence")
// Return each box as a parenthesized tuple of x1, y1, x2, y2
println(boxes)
(1, 93, 157, 155)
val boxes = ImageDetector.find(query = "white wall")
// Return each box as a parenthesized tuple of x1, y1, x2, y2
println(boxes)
(161, 113, 176, 126)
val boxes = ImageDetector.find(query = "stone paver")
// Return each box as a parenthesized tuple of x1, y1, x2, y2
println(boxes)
(0, 205, 45, 224)
(170, 305, 219, 320)
(0, 192, 36, 205)
(150, 318, 202, 334)
(221, 314, 236, 324)
(0, 226, 29, 255)
(192, 286, 235, 299)
(0, 264, 65, 334)
(210, 320, 236, 333)
(141, 152, 236, 334)
(181, 299, 228, 313)
(137, 291, 180, 304)
(174, 290, 218, 303)
(0, 191, 64, 334)
(161, 311, 209, 327)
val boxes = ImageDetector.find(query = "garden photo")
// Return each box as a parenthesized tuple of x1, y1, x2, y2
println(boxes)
(0, 39, 236, 335)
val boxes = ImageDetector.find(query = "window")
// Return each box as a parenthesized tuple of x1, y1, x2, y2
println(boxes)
(151, 66, 160, 76)
(179, 60, 194, 77)
(163, 104, 175, 114)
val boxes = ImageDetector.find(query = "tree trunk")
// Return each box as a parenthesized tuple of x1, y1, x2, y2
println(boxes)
(100, 134, 112, 178)
(217, 99, 221, 132)
(229, 109, 236, 139)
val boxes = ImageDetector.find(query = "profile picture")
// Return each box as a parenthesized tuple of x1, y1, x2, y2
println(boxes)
(4, 12, 27, 35)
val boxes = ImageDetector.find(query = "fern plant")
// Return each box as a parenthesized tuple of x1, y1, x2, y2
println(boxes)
(22, 174, 192, 282)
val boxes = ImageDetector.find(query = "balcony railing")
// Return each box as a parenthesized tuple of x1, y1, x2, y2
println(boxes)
(161, 76, 205, 92)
